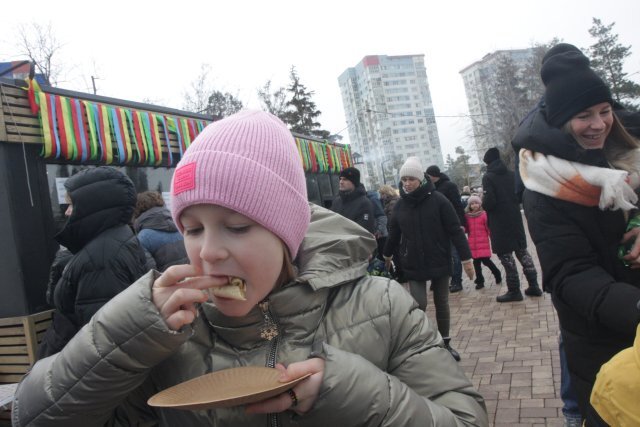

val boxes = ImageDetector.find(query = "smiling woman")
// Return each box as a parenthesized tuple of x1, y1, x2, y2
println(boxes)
(513, 44, 640, 426)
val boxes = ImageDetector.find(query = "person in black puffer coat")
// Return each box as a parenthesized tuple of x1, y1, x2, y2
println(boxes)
(37, 167, 150, 358)
(513, 46, 640, 426)
(482, 148, 541, 302)
(384, 156, 475, 362)
(331, 167, 376, 234)
(133, 191, 188, 272)
(426, 166, 467, 293)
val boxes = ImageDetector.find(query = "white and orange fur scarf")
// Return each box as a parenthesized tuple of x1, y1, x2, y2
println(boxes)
(519, 149, 640, 211)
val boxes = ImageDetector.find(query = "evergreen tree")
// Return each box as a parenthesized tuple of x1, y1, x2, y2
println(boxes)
(283, 66, 330, 139)
(445, 147, 473, 189)
(587, 18, 640, 109)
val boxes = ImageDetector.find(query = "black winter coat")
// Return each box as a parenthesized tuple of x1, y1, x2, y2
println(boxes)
(42, 167, 149, 357)
(433, 173, 466, 227)
(482, 159, 528, 254)
(513, 107, 640, 422)
(383, 181, 471, 281)
(134, 206, 188, 271)
(331, 184, 376, 234)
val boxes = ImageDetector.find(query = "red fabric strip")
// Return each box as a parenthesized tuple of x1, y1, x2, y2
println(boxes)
(70, 99, 84, 162)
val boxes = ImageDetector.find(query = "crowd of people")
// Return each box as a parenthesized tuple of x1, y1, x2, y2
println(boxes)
(11, 42, 640, 427)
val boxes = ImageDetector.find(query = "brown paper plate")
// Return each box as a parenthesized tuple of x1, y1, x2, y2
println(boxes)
(147, 366, 311, 410)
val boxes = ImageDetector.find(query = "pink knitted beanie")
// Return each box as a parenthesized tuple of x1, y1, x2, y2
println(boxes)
(467, 195, 482, 206)
(171, 110, 310, 258)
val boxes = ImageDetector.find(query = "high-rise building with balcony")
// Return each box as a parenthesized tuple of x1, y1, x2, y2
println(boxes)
(460, 48, 536, 155)
(338, 54, 443, 188)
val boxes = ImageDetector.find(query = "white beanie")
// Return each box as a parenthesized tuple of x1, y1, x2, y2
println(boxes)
(399, 156, 424, 180)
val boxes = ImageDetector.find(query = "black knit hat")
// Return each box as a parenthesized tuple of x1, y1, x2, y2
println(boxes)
(425, 165, 441, 177)
(541, 43, 582, 65)
(483, 147, 500, 165)
(339, 167, 360, 187)
(542, 50, 613, 128)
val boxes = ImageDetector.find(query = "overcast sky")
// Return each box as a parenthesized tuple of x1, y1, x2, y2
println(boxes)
(1, 0, 638, 162)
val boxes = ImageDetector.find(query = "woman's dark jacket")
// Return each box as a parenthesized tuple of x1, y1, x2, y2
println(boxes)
(481, 159, 528, 254)
(41, 167, 149, 357)
(383, 180, 471, 281)
(513, 108, 640, 420)
(133, 206, 188, 271)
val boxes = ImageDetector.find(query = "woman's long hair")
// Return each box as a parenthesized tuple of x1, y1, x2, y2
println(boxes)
(605, 113, 640, 173)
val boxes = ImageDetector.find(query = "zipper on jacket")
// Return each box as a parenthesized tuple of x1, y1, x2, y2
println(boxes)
(258, 300, 281, 427)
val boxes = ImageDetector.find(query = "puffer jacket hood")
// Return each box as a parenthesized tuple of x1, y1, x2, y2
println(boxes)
(512, 107, 608, 167)
(56, 167, 136, 253)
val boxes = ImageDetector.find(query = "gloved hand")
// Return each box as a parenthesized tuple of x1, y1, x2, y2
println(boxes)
(462, 260, 475, 281)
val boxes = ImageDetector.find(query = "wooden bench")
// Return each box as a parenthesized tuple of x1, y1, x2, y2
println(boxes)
(0, 310, 53, 424)
(0, 310, 53, 384)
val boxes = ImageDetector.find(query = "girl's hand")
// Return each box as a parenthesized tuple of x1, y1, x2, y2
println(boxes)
(245, 358, 325, 415)
(622, 227, 640, 268)
(152, 265, 227, 330)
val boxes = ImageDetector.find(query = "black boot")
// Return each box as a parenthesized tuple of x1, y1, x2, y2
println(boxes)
(524, 274, 543, 296)
(496, 288, 523, 302)
(449, 283, 463, 293)
(443, 337, 461, 361)
(524, 285, 543, 296)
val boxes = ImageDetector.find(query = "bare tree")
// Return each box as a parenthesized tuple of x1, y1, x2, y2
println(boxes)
(16, 22, 64, 85)
(206, 91, 244, 118)
(257, 80, 288, 120)
(183, 64, 215, 113)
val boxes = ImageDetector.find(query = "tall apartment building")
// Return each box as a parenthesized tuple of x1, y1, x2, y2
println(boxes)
(338, 54, 443, 188)
(459, 48, 535, 155)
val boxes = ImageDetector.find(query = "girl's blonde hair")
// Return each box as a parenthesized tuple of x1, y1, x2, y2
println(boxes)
(379, 185, 398, 198)
(278, 244, 297, 288)
(565, 112, 640, 174)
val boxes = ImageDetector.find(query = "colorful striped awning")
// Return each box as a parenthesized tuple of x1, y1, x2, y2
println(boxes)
(26, 78, 352, 172)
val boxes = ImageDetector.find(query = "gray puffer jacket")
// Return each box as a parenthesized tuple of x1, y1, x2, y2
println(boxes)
(14, 205, 488, 427)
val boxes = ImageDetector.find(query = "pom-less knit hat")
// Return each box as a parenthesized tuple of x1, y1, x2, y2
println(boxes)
(171, 110, 310, 258)
(339, 167, 361, 187)
(541, 43, 582, 65)
(399, 156, 424, 180)
(542, 50, 613, 128)
(426, 165, 441, 177)
(483, 147, 500, 165)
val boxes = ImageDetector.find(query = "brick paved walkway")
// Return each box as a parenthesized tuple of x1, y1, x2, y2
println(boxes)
(424, 242, 567, 426)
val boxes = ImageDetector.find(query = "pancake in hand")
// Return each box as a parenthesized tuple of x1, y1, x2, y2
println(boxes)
(208, 277, 246, 301)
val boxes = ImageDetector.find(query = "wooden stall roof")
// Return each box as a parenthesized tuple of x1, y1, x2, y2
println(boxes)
(0, 77, 353, 172)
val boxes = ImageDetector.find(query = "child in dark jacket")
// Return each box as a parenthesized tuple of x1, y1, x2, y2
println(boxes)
(464, 195, 502, 289)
